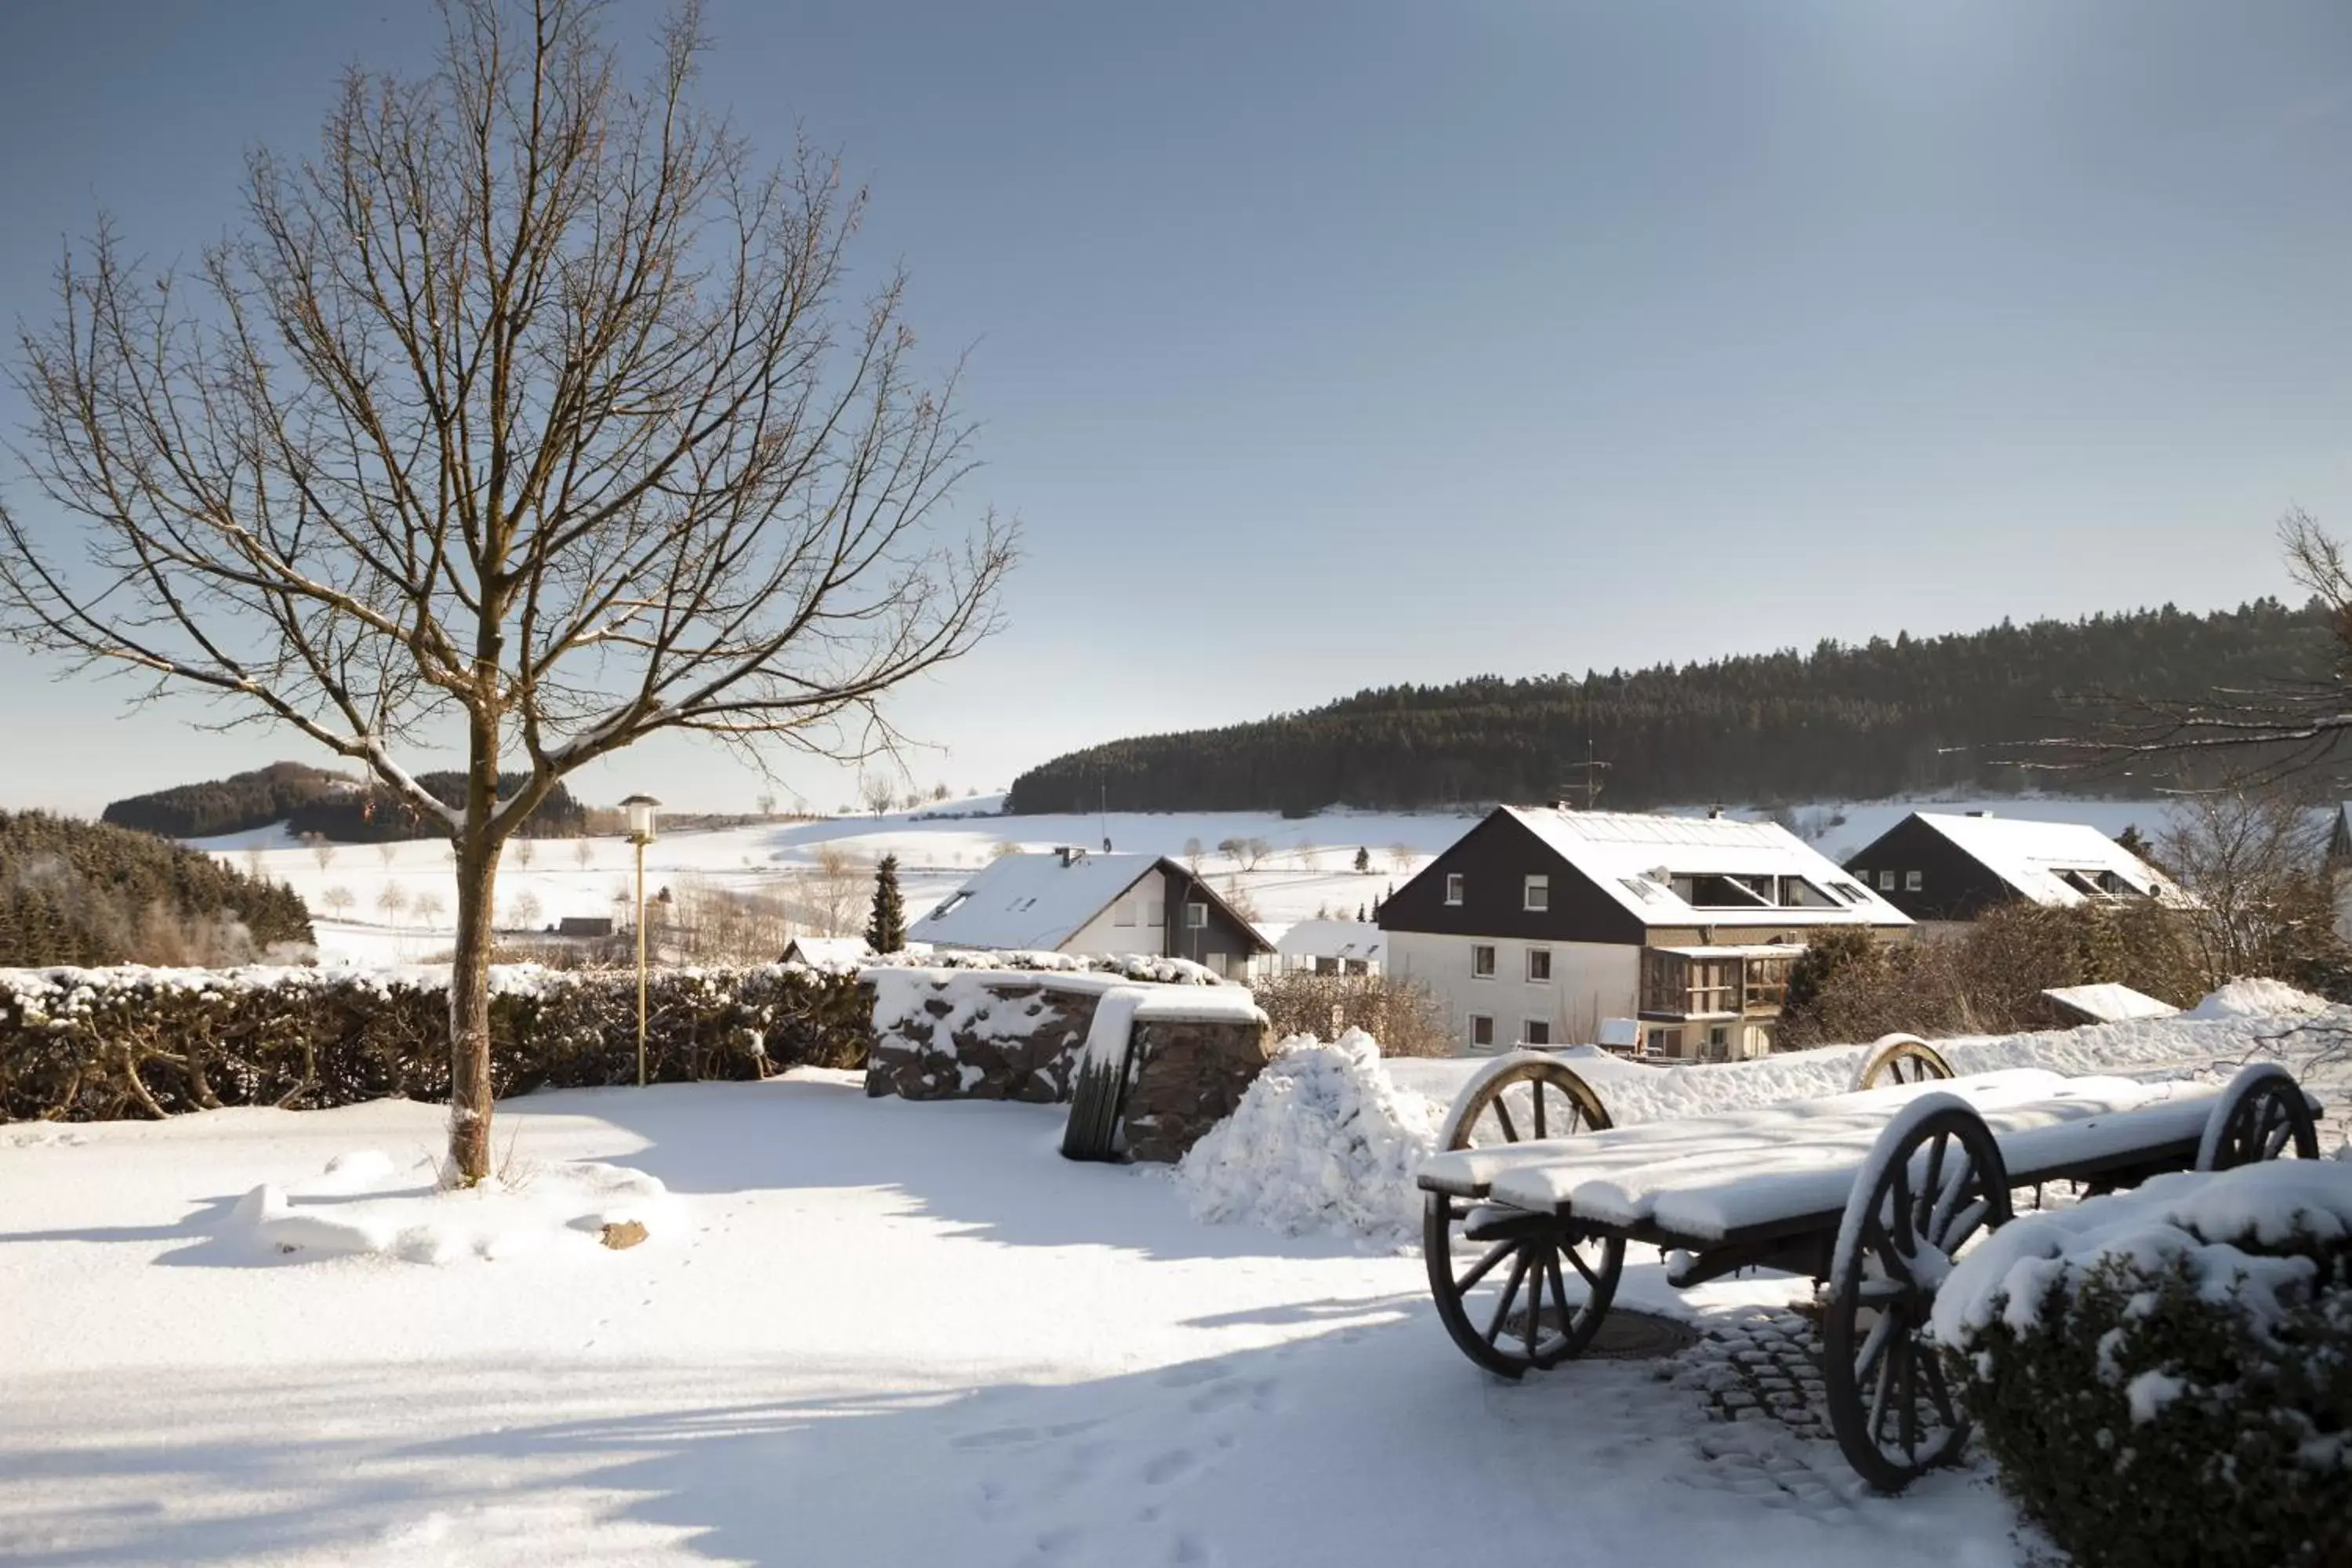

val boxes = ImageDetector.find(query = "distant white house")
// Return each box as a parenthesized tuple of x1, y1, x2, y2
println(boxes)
(1842, 811, 2187, 925)
(779, 935, 877, 969)
(1271, 920, 1385, 975)
(910, 848, 1273, 981)
(1380, 805, 1911, 1062)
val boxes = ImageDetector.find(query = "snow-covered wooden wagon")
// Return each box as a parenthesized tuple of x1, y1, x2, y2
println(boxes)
(1417, 1053, 2323, 1492)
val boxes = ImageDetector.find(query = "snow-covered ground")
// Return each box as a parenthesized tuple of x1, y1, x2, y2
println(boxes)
(0, 1073, 2022, 1568)
(4, 985, 2343, 1563)
(203, 791, 2186, 967)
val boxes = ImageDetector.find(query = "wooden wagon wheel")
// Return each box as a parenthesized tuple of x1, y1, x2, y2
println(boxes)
(1823, 1095, 2011, 1494)
(1850, 1033, 1955, 1094)
(2195, 1062, 2319, 1171)
(1425, 1056, 1624, 1377)
(1440, 1054, 1613, 1152)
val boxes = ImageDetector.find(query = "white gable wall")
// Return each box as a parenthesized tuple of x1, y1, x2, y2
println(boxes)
(1062, 866, 1171, 956)
(1386, 930, 1639, 1056)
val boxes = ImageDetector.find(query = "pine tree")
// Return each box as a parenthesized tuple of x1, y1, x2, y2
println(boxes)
(1353, 845, 1371, 873)
(866, 853, 906, 953)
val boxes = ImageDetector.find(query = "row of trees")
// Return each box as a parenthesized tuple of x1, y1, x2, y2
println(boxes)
(0, 810, 315, 967)
(1008, 599, 2332, 815)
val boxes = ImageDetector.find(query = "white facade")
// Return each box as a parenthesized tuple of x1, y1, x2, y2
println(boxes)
(1062, 868, 1170, 956)
(1385, 930, 1638, 1054)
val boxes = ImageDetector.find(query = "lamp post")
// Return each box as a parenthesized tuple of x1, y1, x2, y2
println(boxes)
(620, 794, 661, 1086)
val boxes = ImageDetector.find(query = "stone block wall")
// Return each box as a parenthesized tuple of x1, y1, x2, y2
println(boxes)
(862, 973, 1103, 1102)
(1121, 1015, 1276, 1163)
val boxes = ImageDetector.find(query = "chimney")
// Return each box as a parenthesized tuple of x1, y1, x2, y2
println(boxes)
(1058, 845, 1085, 867)
(1552, 798, 1571, 812)
(1707, 806, 1724, 820)
(1966, 809, 1992, 818)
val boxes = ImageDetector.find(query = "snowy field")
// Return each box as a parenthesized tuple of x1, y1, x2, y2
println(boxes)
(5, 985, 2344, 1566)
(3, 1074, 2012, 1568)
(197, 792, 2185, 966)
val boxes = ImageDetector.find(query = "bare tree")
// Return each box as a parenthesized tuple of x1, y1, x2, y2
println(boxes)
(242, 845, 268, 880)
(1182, 836, 1204, 873)
(376, 841, 399, 870)
(1388, 842, 1415, 875)
(861, 772, 898, 818)
(509, 889, 542, 929)
(412, 887, 448, 927)
(305, 834, 336, 873)
(2159, 786, 2339, 989)
(931, 780, 949, 802)
(321, 884, 355, 916)
(374, 881, 410, 924)
(757, 791, 777, 819)
(1242, 837, 1272, 872)
(572, 838, 593, 872)
(0, 0, 1013, 1179)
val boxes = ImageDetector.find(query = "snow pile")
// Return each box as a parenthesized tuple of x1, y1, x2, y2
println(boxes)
(1932, 1158, 2352, 1351)
(2184, 977, 2332, 1021)
(232, 1151, 681, 1265)
(1174, 1030, 1445, 1244)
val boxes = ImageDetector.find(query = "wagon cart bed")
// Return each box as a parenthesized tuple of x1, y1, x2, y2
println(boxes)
(1416, 1062, 2323, 1493)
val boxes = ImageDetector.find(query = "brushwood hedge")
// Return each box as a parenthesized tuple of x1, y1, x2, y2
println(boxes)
(0, 964, 870, 1122)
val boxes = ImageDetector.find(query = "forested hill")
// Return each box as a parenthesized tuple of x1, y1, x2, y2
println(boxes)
(0, 810, 314, 966)
(1006, 600, 2333, 815)
(104, 764, 588, 843)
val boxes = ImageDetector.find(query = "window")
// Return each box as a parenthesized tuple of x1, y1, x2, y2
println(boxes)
(931, 891, 969, 919)
(1207, 951, 1229, 976)
(1904, 870, 1923, 892)
(1471, 944, 1497, 978)
(1526, 947, 1552, 983)
(1146, 899, 1165, 926)
(1523, 1019, 1552, 1047)
(1114, 899, 1136, 927)
(1468, 1014, 1496, 1049)
(1444, 873, 1465, 906)
(1185, 902, 1207, 928)
(1523, 874, 1549, 912)
(1876, 869, 1895, 891)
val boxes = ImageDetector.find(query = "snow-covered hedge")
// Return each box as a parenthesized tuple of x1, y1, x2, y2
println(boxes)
(1933, 1162, 2352, 1568)
(862, 949, 1225, 984)
(0, 962, 869, 1122)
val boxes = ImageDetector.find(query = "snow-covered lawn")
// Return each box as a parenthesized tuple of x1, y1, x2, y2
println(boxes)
(4, 1073, 2037, 1567)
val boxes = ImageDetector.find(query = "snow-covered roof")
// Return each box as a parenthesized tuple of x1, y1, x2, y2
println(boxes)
(909, 850, 1166, 951)
(781, 936, 877, 968)
(1907, 812, 2187, 908)
(1274, 920, 1386, 963)
(1650, 943, 1813, 960)
(1501, 808, 1911, 929)
(2040, 982, 2180, 1025)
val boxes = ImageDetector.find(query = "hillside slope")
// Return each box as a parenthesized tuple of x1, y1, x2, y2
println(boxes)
(1008, 600, 2328, 815)
(1, 810, 315, 965)
(107, 764, 587, 843)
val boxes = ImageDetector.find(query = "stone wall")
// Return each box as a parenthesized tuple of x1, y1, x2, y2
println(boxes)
(862, 973, 1104, 1102)
(1120, 1015, 1276, 1163)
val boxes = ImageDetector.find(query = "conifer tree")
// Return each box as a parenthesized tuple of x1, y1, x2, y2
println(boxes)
(866, 854, 907, 953)
(1354, 845, 1371, 873)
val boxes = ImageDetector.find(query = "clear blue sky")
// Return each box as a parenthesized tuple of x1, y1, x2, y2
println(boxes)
(2, 0, 2348, 816)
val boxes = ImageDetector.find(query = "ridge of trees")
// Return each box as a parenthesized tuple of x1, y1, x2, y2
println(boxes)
(0, 809, 315, 966)
(103, 764, 587, 843)
(1007, 600, 2330, 815)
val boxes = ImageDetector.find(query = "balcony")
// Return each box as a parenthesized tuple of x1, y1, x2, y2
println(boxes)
(1639, 945, 1801, 1022)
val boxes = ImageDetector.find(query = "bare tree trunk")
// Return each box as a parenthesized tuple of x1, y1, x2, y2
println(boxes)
(448, 713, 504, 1183)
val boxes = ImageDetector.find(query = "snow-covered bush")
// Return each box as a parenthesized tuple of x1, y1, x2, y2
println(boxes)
(862, 949, 1224, 984)
(1933, 1162, 2352, 1568)
(0, 962, 869, 1121)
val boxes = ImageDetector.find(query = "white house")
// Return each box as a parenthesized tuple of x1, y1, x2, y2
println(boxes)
(909, 848, 1273, 980)
(1271, 919, 1385, 975)
(1378, 806, 1912, 1061)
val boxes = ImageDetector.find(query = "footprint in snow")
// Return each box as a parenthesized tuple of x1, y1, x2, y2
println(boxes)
(1141, 1448, 1196, 1486)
